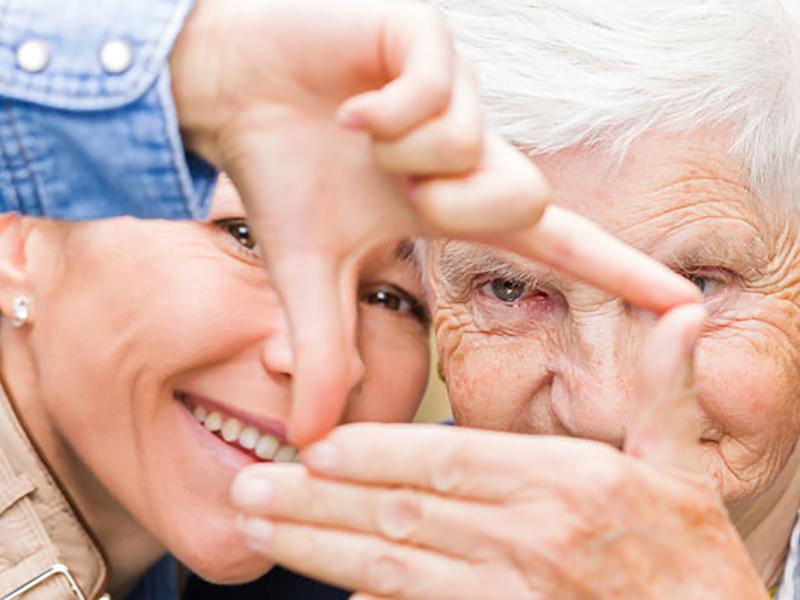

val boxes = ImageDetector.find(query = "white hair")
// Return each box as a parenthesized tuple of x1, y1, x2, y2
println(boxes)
(431, 0, 800, 204)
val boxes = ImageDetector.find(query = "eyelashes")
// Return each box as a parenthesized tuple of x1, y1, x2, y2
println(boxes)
(676, 267, 734, 299)
(212, 217, 429, 326)
(360, 284, 430, 326)
(442, 265, 546, 303)
(457, 264, 732, 317)
(215, 218, 260, 256)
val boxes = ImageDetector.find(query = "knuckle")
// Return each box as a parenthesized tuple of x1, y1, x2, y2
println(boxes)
(440, 127, 483, 171)
(363, 551, 409, 596)
(376, 489, 423, 542)
(413, 185, 471, 236)
(430, 440, 473, 494)
(304, 481, 331, 521)
(504, 525, 556, 576)
(418, 69, 452, 107)
(507, 172, 549, 221)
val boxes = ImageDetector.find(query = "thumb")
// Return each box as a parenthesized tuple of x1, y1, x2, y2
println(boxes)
(624, 303, 706, 475)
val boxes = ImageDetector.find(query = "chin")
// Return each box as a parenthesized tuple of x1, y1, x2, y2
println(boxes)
(169, 517, 277, 584)
(190, 555, 277, 586)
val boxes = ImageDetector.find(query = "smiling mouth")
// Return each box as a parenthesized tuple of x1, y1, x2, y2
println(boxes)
(174, 391, 298, 463)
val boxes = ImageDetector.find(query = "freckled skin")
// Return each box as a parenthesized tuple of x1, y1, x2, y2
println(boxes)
(431, 131, 800, 566)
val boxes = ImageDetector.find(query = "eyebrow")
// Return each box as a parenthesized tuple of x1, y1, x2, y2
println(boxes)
(392, 238, 429, 288)
(393, 238, 418, 263)
(655, 227, 768, 281)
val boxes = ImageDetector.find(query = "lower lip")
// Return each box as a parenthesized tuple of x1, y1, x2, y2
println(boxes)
(175, 398, 269, 471)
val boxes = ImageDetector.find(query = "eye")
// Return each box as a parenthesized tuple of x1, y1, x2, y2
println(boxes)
(222, 219, 257, 251)
(482, 278, 529, 303)
(685, 274, 725, 296)
(361, 284, 429, 325)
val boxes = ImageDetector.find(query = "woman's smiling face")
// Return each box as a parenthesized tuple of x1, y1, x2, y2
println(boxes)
(431, 130, 800, 507)
(9, 177, 430, 582)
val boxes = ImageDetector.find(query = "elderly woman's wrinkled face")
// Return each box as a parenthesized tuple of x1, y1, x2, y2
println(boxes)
(14, 178, 430, 582)
(432, 131, 800, 505)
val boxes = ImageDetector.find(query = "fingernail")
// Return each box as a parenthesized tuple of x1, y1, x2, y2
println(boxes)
(236, 515, 274, 546)
(302, 441, 340, 473)
(230, 471, 273, 509)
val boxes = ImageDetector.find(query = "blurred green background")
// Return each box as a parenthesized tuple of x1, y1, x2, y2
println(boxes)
(413, 335, 452, 423)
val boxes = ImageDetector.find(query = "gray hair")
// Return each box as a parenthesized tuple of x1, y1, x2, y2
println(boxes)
(432, 0, 800, 203)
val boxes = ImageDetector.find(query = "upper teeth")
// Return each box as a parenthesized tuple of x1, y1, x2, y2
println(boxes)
(191, 404, 297, 462)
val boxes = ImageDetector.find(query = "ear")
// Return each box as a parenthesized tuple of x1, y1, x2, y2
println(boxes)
(0, 213, 33, 314)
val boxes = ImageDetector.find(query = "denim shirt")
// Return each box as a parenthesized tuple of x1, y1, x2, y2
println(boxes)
(0, 0, 216, 220)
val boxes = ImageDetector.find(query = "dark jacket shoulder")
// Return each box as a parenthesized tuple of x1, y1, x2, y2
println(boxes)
(184, 566, 349, 600)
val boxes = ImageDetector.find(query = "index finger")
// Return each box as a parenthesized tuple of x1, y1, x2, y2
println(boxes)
(492, 205, 701, 313)
(301, 423, 620, 501)
(273, 253, 363, 448)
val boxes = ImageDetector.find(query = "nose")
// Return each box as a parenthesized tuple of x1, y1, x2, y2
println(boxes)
(550, 302, 647, 447)
(260, 322, 294, 380)
(286, 327, 367, 448)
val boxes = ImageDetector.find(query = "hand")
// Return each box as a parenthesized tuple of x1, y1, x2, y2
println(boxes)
(170, 0, 699, 446)
(230, 305, 768, 599)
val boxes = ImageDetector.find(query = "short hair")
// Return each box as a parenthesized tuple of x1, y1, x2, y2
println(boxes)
(431, 0, 800, 203)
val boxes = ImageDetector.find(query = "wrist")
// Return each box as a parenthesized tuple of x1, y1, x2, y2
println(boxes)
(169, 0, 227, 166)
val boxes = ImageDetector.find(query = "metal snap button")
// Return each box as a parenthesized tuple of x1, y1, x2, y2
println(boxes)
(16, 39, 50, 73)
(99, 38, 133, 74)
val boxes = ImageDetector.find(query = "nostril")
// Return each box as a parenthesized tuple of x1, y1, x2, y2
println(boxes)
(260, 333, 293, 378)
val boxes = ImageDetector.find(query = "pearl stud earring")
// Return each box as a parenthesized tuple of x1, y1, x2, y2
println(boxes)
(10, 295, 31, 328)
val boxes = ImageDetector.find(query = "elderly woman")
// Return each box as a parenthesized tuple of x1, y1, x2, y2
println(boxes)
(229, 0, 800, 598)
(0, 173, 436, 599)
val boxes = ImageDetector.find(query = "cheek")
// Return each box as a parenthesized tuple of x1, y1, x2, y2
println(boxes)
(695, 331, 800, 500)
(37, 224, 272, 386)
(441, 327, 549, 430)
(348, 315, 430, 423)
(29, 225, 277, 567)
(696, 338, 800, 438)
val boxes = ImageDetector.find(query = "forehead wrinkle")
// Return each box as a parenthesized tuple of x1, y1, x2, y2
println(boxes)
(604, 169, 768, 262)
(621, 179, 752, 231)
(749, 224, 800, 297)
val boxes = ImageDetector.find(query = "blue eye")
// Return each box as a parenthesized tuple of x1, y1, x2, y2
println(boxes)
(686, 274, 724, 296)
(485, 278, 528, 303)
